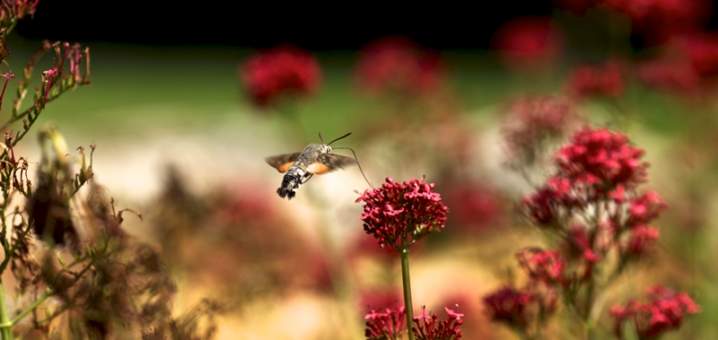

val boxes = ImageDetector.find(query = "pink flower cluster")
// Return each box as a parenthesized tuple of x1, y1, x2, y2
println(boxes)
(610, 286, 700, 338)
(356, 177, 448, 250)
(365, 306, 406, 340)
(365, 305, 464, 340)
(412, 306, 464, 340)
(355, 38, 444, 95)
(240, 46, 320, 107)
(567, 61, 624, 99)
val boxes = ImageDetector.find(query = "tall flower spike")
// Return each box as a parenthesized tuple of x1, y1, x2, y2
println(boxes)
(357, 177, 448, 250)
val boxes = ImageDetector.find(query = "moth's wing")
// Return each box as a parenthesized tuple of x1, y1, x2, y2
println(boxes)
(265, 152, 301, 173)
(309, 153, 356, 175)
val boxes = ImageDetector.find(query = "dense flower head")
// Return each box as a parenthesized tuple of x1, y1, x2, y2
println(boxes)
(412, 306, 464, 340)
(610, 286, 700, 338)
(567, 61, 624, 99)
(482, 286, 532, 328)
(365, 306, 406, 340)
(625, 225, 660, 255)
(493, 17, 562, 68)
(516, 248, 565, 284)
(355, 37, 444, 95)
(503, 96, 576, 165)
(357, 177, 448, 250)
(240, 46, 320, 107)
(556, 128, 647, 192)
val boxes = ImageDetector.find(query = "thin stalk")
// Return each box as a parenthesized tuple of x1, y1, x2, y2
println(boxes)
(10, 289, 52, 326)
(0, 285, 13, 340)
(400, 247, 415, 340)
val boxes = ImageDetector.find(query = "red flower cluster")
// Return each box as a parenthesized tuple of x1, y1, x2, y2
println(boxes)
(502, 96, 576, 165)
(555, 128, 647, 191)
(516, 248, 565, 284)
(365, 306, 406, 340)
(524, 128, 664, 257)
(355, 37, 444, 95)
(412, 306, 464, 340)
(482, 286, 532, 328)
(357, 177, 448, 250)
(602, 0, 711, 43)
(637, 33, 718, 93)
(567, 61, 624, 99)
(240, 46, 320, 107)
(493, 17, 562, 68)
(610, 286, 700, 338)
(364, 305, 464, 340)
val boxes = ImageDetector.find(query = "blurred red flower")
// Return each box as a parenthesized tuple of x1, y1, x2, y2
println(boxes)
(567, 61, 625, 99)
(357, 177, 448, 250)
(482, 286, 532, 328)
(444, 182, 503, 233)
(610, 286, 700, 338)
(516, 248, 565, 284)
(240, 46, 320, 107)
(602, 0, 711, 43)
(355, 37, 444, 95)
(503, 96, 576, 166)
(493, 17, 562, 68)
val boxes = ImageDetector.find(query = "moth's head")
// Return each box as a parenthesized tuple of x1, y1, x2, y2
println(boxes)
(319, 144, 332, 153)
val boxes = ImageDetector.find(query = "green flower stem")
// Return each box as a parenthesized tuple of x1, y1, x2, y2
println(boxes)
(400, 247, 415, 340)
(0, 285, 13, 340)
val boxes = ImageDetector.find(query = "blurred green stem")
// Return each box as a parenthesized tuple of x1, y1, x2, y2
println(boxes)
(400, 247, 415, 340)
(0, 285, 13, 340)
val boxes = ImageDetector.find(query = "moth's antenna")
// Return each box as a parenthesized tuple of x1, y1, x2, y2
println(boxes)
(327, 132, 352, 146)
(333, 146, 373, 188)
(318, 132, 325, 144)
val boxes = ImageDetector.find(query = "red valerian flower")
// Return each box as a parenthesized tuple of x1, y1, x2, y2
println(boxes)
(626, 191, 666, 227)
(365, 306, 406, 340)
(610, 286, 700, 338)
(602, 0, 711, 44)
(568, 224, 600, 263)
(625, 225, 660, 255)
(355, 37, 444, 95)
(357, 177, 448, 250)
(412, 306, 464, 340)
(637, 58, 701, 93)
(670, 33, 718, 79)
(482, 286, 532, 328)
(516, 248, 565, 284)
(240, 46, 320, 107)
(493, 17, 562, 69)
(567, 61, 624, 99)
(555, 128, 648, 192)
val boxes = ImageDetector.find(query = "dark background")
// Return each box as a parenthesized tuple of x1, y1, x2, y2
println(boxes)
(16, 1, 557, 49)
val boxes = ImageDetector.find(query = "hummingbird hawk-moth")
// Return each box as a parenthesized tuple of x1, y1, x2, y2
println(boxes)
(266, 132, 368, 199)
